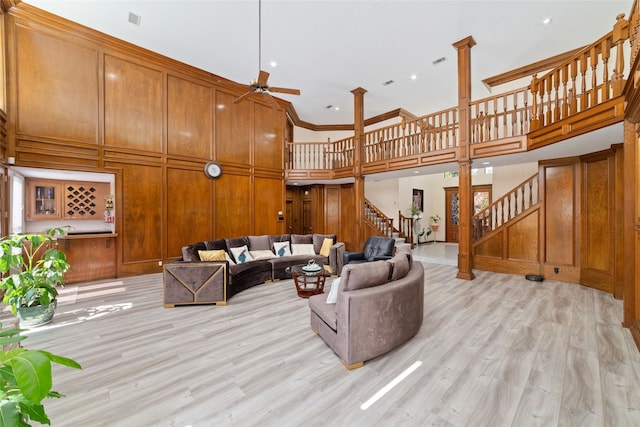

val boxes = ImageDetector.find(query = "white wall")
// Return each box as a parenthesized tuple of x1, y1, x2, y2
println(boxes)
(492, 162, 538, 199)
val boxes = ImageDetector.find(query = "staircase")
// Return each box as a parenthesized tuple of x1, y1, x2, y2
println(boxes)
(472, 173, 539, 242)
(364, 199, 413, 246)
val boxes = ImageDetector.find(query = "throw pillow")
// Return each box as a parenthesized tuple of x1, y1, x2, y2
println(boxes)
(230, 245, 254, 264)
(319, 238, 333, 257)
(225, 252, 236, 265)
(273, 241, 292, 257)
(325, 277, 340, 304)
(291, 243, 315, 255)
(250, 250, 275, 260)
(198, 249, 227, 262)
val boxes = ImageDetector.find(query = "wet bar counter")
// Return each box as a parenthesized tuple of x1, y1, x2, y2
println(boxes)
(57, 233, 117, 284)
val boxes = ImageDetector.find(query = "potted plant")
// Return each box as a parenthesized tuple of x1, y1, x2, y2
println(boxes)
(430, 213, 441, 231)
(0, 227, 70, 327)
(0, 320, 81, 425)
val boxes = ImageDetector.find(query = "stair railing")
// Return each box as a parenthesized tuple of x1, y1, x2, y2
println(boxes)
(398, 210, 415, 248)
(530, 14, 629, 131)
(473, 173, 539, 241)
(364, 199, 395, 237)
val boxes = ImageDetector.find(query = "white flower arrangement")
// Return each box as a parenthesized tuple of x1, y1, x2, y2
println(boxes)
(430, 213, 441, 224)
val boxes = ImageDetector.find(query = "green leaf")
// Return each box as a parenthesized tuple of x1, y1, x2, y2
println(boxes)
(10, 351, 51, 403)
(17, 399, 49, 425)
(38, 352, 81, 370)
(0, 400, 19, 427)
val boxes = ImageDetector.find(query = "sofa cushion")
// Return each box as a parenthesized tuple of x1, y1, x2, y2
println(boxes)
(225, 236, 249, 252)
(273, 241, 292, 257)
(230, 245, 254, 264)
(198, 249, 227, 262)
(292, 243, 315, 255)
(313, 234, 336, 255)
(250, 250, 275, 260)
(204, 239, 227, 251)
(309, 294, 337, 331)
(248, 235, 271, 251)
(340, 260, 391, 291)
(268, 234, 291, 248)
(291, 234, 313, 245)
(182, 242, 206, 262)
(388, 252, 410, 281)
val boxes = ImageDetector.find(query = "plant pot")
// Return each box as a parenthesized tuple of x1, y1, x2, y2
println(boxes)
(431, 224, 439, 232)
(17, 299, 57, 327)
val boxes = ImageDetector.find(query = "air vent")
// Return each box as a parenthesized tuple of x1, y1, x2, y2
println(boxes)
(128, 12, 142, 26)
(325, 105, 333, 109)
(432, 57, 446, 65)
(383, 80, 395, 86)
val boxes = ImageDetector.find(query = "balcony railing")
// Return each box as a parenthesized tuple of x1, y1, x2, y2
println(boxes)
(286, 13, 629, 175)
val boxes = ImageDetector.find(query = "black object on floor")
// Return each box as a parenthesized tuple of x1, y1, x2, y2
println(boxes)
(525, 274, 544, 282)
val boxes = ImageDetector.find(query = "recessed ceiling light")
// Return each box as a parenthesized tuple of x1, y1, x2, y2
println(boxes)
(541, 17, 552, 26)
(413, 170, 420, 174)
(410, 74, 417, 80)
(482, 161, 491, 165)
(335, 106, 340, 111)
(269, 60, 277, 67)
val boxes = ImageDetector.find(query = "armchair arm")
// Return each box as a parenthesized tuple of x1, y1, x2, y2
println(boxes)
(372, 255, 393, 261)
(343, 251, 365, 266)
(329, 242, 345, 276)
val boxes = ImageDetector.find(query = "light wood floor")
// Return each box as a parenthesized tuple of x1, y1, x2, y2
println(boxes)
(17, 263, 640, 426)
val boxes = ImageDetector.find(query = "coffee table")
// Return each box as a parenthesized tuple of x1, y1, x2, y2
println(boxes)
(288, 264, 333, 298)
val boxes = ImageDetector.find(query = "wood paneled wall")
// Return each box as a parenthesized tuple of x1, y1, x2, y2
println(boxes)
(474, 148, 622, 296)
(3, 4, 286, 277)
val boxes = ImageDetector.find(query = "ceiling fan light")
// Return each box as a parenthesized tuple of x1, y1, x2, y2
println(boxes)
(269, 60, 277, 67)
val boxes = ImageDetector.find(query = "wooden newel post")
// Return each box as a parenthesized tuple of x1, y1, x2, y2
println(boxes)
(352, 87, 367, 250)
(452, 35, 476, 281)
(613, 13, 629, 97)
(530, 74, 539, 131)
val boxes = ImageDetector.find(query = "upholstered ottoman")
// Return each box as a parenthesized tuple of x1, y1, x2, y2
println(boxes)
(163, 261, 227, 307)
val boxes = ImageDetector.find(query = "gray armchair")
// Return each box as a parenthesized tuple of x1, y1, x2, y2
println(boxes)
(342, 236, 395, 266)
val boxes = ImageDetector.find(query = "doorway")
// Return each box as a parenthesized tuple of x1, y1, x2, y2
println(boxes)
(444, 185, 492, 242)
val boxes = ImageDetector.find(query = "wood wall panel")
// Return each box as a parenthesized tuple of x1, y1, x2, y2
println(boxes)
(104, 54, 162, 152)
(544, 163, 577, 266)
(166, 166, 212, 259)
(215, 91, 251, 164)
(15, 25, 98, 143)
(340, 184, 355, 250)
(581, 154, 614, 293)
(254, 103, 282, 170)
(254, 177, 283, 235)
(167, 76, 212, 159)
(507, 211, 539, 261)
(325, 185, 341, 234)
(214, 173, 251, 238)
(121, 163, 162, 263)
(475, 232, 503, 258)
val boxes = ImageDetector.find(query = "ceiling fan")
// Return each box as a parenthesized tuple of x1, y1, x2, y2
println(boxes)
(233, 0, 300, 109)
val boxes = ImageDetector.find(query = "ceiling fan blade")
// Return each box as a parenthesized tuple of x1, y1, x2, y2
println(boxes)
(268, 86, 301, 96)
(233, 90, 256, 104)
(257, 70, 270, 86)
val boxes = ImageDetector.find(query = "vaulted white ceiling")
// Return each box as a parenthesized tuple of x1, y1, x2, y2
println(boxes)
(25, 0, 632, 126)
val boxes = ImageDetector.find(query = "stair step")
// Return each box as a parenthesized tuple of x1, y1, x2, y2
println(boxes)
(392, 232, 400, 238)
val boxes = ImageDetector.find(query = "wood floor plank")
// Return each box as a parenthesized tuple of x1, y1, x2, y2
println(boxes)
(13, 261, 640, 427)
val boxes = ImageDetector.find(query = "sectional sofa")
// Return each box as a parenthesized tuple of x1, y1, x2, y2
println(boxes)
(163, 233, 345, 307)
(308, 246, 424, 369)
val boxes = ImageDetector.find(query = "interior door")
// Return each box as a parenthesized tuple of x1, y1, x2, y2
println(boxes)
(302, 200, 312, 234)
(445, 185, 492, 243)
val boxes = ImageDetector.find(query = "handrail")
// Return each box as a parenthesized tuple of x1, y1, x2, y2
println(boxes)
(530, 14, 628, 131)
(472, 173, 539, 241)
(363, 107, 459, 163)
(364, 199, 395, 237)
(286, 136, 355, 170)
(469, 86, 530, 143)
(398, 211, 416, 248)
(630, 2, 640, 66)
